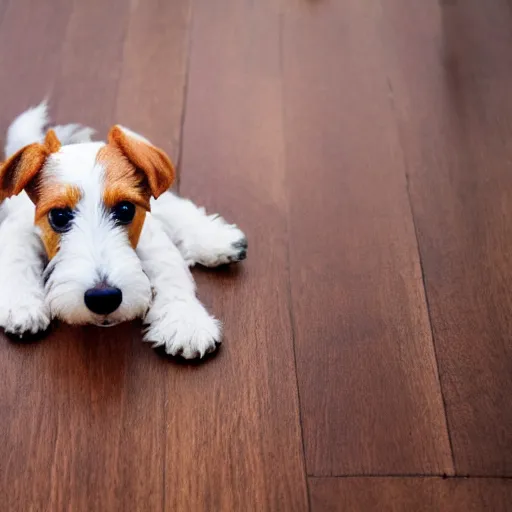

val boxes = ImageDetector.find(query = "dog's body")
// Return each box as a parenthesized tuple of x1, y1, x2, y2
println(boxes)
(0, 103, 247, 358)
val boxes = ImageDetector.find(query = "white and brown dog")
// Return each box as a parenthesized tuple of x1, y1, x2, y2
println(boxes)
(0, 103, 247, 358)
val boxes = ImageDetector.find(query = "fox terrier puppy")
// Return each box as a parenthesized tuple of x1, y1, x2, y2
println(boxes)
(0, 103, 247, 358)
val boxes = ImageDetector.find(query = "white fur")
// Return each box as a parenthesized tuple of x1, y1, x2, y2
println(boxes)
(138, 216, 222, 357)
(0, 103, 247, 357)
(0, 194, 49, 336)
(52, 123, 95, 145)
(4, 100, 94, 156)
(4, 101, 49, 156)
(43, 144, 152, 326)
(152, 193, 247, 267)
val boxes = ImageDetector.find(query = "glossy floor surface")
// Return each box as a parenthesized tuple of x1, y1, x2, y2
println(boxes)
(1, 0, 511, 510)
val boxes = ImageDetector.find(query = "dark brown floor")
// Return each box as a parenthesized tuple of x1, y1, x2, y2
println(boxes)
(1, 0, 511, 510)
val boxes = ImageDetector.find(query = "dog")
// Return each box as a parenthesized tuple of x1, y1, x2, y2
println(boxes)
(0, 103, 247, 359)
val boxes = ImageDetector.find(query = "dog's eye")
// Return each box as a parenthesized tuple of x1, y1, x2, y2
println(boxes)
(112, 201, 136, 225)
(48, 208, 74, 233)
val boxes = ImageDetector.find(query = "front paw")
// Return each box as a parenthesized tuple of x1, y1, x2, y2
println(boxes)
(0, 298, 51, 339)
(185, 216, 248, 267)
(143, 301, 222, 359)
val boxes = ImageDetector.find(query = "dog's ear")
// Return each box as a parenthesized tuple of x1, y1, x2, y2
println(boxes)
(107, 125, 175, 199)
(0, 130, 61, 201)
(44, 128, 61, 153)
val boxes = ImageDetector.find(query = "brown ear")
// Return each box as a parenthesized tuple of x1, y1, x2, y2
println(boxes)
(0, 130, 61, 202)
(107, 125, 175, 199)
(0, 143, 48, 201)
(44, 129, 61, 153)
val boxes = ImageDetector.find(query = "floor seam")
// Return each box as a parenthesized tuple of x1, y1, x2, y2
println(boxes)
(308, 474, 512, 479)
(385, 73, 457, 475)
(174, 0, 195, 194)
(279, 5, 312, 511)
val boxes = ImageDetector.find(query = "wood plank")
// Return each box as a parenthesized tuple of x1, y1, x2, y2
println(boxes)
(0, 0, 10, 30)
(115, 0, 192, 167)
(50, 0, 132, 132)
(163, 0, 309, 509)
(282, 0, 453, 475)
(310, 477, 512, 512)
(2, 325, 167, 511)
(109, 0, 193, 506)
(0, 0, 192, 509)
(0, 0, 73, 125)
(380, 0, 512, 475)
(0, 3, 73, 510)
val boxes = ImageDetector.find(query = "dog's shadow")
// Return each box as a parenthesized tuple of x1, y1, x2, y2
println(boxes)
(2, 312, 224, 402)
(193, 261, 245, 281)
(3, 322, 138, 403)
(1, 261, 244, 402)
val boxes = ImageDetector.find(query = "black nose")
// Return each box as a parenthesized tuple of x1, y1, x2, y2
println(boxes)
(84, 286, 122, 315)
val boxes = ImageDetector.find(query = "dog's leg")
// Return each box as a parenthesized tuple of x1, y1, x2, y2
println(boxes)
(150, 192, 247, 267)
(137, 215, 221, 358)
(0, 196, 50, 337)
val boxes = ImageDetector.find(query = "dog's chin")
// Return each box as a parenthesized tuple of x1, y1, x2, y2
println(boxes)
(93, 319, 121, 328)
(52, 300, 149, 328)
(89, 308, 146, 328)
(90, 313, 138, 327)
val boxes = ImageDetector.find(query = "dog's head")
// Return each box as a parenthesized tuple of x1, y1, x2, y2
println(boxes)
(0, 126, 175, 326)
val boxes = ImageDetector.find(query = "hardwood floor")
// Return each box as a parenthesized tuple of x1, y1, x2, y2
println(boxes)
(283, 0, 452, 476)
(0, 0, 511, 510)
(381, 0, 512, 476)
(310, 477, 512, 512)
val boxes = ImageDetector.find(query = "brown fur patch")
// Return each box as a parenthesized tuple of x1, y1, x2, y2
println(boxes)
(128, 206, 147, 248)
(35, 184, 81, 221)
(107, 126, 175, 198)
(99, 127, 176, 247)
(35, 184, 82, 260)
(44, 129, 61, 153)
(0, 143, 48, 201)
(97, 145, 152, 210)
(0, 131, 66, 259)
(36, 216, 61, 260)
(97, 145, 150, 248)
(0, 130, 63, 202)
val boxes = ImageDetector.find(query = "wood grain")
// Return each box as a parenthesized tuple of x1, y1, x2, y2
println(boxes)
(115, 0, 192, 166)
(51, 0, 132, 133)
(282, 0, 453, 476)
(0, 0, 10, 31)
(0, 0, 73, 123)
(0, 4, 73, 510)
(1, 0, 511, 509)
(2, 324, 169, 511)
(310, 477, 512, 512)
(380, 0, 512, 475)
(0, 0, 192, 510)
(162, 0, 309, 510)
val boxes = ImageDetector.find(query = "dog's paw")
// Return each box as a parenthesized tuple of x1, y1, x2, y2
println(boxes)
(182, 216, 248, 267)
(144, 301, 222, 359)
(0, 298, 51, 339)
